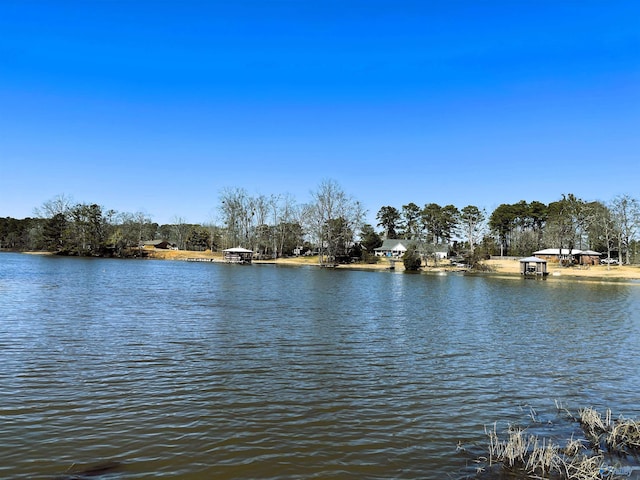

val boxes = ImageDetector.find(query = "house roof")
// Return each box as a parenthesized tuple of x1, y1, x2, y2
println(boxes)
(142, 240, 172, 246)
(374, 239, 409, 251)
(223, 247, 253, 253)
(533, 248, 582, 255)
(422, 243, 449, 253)
(520, 256, 547, 263)
(141, 240, 176, 248)
(533, 248, 601, 256)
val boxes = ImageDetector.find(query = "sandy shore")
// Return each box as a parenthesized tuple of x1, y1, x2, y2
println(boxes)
(482, 258, 640, 281)
(143, 249, 640, 282)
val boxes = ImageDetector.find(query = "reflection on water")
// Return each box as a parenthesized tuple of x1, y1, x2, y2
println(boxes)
(1, 253, 639, 479)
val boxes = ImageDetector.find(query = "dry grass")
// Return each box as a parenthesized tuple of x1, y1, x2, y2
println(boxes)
(579, 407, 612, 434)
(482, 259, 640, 281)
(486, 423, 565, 476)
(563, 436, 586, 457)
(485, 426, 602, 479)
(575, 407, 640, 454)
(607, 417, 640, 453)
(563, 454, 605, 480)
(479, 407, 640, 480)
(579, 407, 612, 450)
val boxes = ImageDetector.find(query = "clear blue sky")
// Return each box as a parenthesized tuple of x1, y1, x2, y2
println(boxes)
(1, 1, 638, 226)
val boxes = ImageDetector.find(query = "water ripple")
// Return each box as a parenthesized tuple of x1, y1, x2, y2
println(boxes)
(1, 254, 640, 478)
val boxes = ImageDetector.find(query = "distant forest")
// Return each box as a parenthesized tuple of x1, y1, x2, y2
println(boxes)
(1, 182, 639, 264)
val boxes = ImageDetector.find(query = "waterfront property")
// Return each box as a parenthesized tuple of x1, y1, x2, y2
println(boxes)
(374, 239, 409, 257)
(574, 249, 602, 265)
(533, 248, 601, 265)
(140, 240, 178, 250)
(373, 240, 448, 260)
(431, 244, 449, 260)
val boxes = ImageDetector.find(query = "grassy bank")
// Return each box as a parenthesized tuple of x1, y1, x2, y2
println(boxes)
(483, 258, 640, 281)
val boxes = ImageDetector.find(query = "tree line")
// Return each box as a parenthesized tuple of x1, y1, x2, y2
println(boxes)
(376, 193, 640, 264)
(0, 194, 218, 256)
(0, 181, 364, 264)
(1, 184, 639, 265)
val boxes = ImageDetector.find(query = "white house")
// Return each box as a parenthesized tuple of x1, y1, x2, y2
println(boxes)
(430, 244, 449, 259)
(374, 240, 409, 257)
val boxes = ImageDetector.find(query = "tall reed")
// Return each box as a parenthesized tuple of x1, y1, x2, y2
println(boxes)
(479, 406, 640, 479)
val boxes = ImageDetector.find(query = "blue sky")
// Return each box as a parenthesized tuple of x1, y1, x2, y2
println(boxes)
(1, 1, 638, 226)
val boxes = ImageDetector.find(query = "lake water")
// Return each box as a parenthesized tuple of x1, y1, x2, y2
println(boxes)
(2, 252, 640, 479)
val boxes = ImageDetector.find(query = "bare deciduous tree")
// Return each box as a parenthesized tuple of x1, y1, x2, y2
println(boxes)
(611, 194, 640, 265)
(306, 179, 364, 265)
(34, 194, 74, 219)
(171, 215, 190, 250)
(586, 201, 618, 267)
(219, 187, 254, 249)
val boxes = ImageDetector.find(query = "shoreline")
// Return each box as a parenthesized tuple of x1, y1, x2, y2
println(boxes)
(145, 249, 640, 283)
(14, 249, 640, 283)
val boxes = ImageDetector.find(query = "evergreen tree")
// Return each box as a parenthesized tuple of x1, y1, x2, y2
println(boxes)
(376, 206, 400, 238)
(402, 244, 422, 271)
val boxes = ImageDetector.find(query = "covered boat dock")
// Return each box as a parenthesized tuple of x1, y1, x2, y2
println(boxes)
(222, 247, 253, 264)
(519, 256, 548, 276)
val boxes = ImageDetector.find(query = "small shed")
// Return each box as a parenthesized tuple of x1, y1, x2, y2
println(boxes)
(222, 247, 253, 264)
(519, 256, 548, 276)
